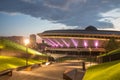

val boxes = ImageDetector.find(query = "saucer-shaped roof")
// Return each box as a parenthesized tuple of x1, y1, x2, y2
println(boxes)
(85, 25, 97, 31)
(38, 26, 120, 37)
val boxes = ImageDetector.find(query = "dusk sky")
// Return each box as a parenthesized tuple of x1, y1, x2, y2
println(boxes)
(0, 0, 120, 37)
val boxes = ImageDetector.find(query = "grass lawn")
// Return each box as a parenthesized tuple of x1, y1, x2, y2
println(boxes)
(83, 60, 120, 80)
(98, 48, 120, 58)
(0, 39, 48, 71)
(0, 56, 45, 71)
(0, 39, 46, 56)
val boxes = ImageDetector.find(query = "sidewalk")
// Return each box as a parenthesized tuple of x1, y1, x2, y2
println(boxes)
(0, 60, 97, 80)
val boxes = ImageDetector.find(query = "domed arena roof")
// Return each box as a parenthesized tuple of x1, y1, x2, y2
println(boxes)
(85, 25, 97, 31)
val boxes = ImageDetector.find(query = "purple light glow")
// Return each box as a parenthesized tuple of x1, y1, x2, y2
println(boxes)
(47, 39, 59, 47)
(71, 39, 78, 48)
(83, 40, 88, 48)
(61, 39, 70, 48)
(94, 40, 99, 48)
(54, 39, 64, 47)
(44, 39, 55, 47)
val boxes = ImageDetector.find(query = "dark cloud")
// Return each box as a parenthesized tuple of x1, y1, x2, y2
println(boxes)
(0, 0, 120, 28)
(45, 0, 68, 8)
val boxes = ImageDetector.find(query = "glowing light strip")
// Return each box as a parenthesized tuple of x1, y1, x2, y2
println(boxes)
(83, 40, 88, 48)
(41, 36, 109, 41)
(94, 40, 99, 48)
(54, 39, 63, 47)
(44, 39, 55, 47)
(71, 39, 78, 48)
(47, 39, 59, 47)
(61, 39, 70, 48)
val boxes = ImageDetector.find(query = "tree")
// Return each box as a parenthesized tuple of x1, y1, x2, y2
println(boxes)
(105, 38, 119, 52)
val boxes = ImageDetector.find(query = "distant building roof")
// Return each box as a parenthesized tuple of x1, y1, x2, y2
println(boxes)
(38, 26, 120, 36)
(37, 26, 120, 52)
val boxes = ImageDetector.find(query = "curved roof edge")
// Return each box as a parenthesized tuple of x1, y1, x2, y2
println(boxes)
(38, 26, 120, 36)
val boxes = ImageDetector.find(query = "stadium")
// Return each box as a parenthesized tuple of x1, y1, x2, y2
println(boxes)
(38, 26, 120, 55)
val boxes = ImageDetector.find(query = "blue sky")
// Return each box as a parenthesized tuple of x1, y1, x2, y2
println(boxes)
(0, 12, 69, 36)
(0, 0, 120, 37)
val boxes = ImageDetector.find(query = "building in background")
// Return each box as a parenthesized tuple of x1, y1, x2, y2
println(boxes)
(29, 34, 37, 48)
(0, 36, 24, 45)
(38, 26, 120, 55)
(0, 34, 38, 49)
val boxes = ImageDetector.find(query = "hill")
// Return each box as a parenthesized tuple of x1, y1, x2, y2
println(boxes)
(83, 60, 120, 80)
(0, 38, 46, 56)
(0, 56, 44, 71)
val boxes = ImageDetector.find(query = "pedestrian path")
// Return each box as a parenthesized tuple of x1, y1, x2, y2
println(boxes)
(0, 60, 97, 80)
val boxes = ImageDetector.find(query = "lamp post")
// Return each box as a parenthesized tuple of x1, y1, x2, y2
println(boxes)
(89, 47, 92, 66)
(24, 39, 30, 66)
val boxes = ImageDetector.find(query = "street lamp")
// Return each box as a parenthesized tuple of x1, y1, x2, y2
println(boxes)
(24, 39, 30, 66)
(89, 47, 92, 66)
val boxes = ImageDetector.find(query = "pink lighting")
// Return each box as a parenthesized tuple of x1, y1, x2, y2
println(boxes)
(54, 39, 64, 47)
(44, 39, 55, 47)
(94, 40, 99, 48)
(83, 40, 88, 48)
(47, 39, 59, 47)
(61, 39, 70, 48)
(71, 39, 78, 48)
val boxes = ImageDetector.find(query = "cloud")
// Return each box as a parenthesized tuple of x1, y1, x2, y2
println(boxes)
(99, 8, 120, 30)
(21, 0, 36, 4)
(0, 0, 120, 29)
(44, 0, 69, 10)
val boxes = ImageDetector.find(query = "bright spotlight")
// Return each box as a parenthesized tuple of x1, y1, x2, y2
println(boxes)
(24, 39, 30, 46)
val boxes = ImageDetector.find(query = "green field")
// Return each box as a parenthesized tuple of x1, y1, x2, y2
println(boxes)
(83, 60, 120, 80)
(98, 48, 120, 58)
(0, 56, 45, 71)
(0, 39, 48, 71)
(0, 39, 46, 56)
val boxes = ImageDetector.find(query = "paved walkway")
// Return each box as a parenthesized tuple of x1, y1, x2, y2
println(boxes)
(0, 60, 96, 80)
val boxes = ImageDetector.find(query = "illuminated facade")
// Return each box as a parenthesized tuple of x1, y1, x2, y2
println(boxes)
(38, 26, 120, 53)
